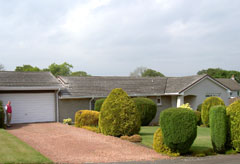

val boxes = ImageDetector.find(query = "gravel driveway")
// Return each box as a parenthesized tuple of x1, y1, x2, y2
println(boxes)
(7, 123, 168, 164)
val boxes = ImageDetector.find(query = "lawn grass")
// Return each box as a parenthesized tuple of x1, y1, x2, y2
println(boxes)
(0, 129, 52, 164)
(140, 126, 213, 156)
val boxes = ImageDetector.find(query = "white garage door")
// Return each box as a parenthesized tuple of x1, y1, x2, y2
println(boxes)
(0, 93, 55, 124)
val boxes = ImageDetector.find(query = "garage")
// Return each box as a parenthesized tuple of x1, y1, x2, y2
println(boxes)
(0, 71, 61, 124)
(0, 93, 55, 124)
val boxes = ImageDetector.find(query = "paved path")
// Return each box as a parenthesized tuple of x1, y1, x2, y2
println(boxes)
(92, 154, 240, 164)
(7, 123, 168, 164)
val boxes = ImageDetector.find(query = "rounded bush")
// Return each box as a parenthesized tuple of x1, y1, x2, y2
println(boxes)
(94, 98, 105, 112)
(0, 100, 5, 128)
(153, 128, 172, 154)
(197, 104, 202, 112)
(210, 105, 227, 153)
(75, 110, 99, 127)
(99, 88, 141, 137)
(227, 100, 240, 152)
(201, 97, 225, 127)
(132, 97, 157, 126)
(194, 111, 201, 126)
(160, 108, 197, 154)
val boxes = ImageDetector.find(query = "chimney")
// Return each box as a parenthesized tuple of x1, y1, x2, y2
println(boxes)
(231, 75, 235, 80)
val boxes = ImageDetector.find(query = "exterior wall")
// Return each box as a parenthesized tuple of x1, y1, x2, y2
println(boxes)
(184, 78, 229, 110)
(230, 91, 239, 98)
(59, 98, 90, 122)
(148, 96, 172, 125)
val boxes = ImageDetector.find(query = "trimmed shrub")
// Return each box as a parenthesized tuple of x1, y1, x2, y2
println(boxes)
(201, 97, 225, 127)
(226, 100, 240, 152)
(209, 105, 227, 153)
(81, 126, 99, 133)
(120, 134, 142, 143)
(197, 103, 202, 112)
(132, 97, 157, 126)
(194, 111, 202, 126)
(160, 108, 197, 154)
(99, 88, 141, 137)
(94, 98, 105, 112)
(63, 118, 72, 125)
(0, 100, 4, 128)
(75, 110, 99, 127)
(153, 128, 172, 154)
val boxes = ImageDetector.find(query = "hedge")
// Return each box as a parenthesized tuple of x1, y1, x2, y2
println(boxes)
(153, 128, 172, 154)
(0, 100, 4, 128)
(99, 88, 141, 137)
(201, 97, 225, 127)
(209, 105, 227, 153)
(160, 108, 197, 154)
(197, 103, 202, 112)
(226, 100, 240, 152)
(132, 97, 157, 126)
(75, 110, 99, 127)
(94, 98, 105, 112)
(194, 111, 201, 126)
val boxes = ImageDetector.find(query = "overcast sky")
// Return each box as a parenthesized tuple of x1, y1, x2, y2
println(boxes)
(0, 0, 240, 76)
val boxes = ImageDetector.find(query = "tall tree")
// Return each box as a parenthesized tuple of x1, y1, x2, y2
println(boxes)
(0, 64, 4, 71)
(15, 65, 41, 72)
(142, 69, 165, 77)
(47, 62, 73, 76)
(130, 67, 147, 77)
(197, 68, 240, 83)
(71, 71, 91, 76)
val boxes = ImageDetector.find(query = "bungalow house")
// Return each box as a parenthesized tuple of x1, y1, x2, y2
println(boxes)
(216, 76, 240, 98)
(0, 71, 61, 124)
(58, 74, 230, 124)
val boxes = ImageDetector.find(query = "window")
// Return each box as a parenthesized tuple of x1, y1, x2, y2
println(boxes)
(205, 93, 221, 98)
(157, 97, 162, 106)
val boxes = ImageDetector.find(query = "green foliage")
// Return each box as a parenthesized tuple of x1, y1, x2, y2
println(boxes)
(99, 88, 141, 137)
(71, 71, 91, 76)
(209, 105, 227, 153)
(160, 108, 197, 154)
(153, 128, 179, 156)
(197, 68, 240, 83)
(81, 126, 100, 133)
(194, 111, 202, 126)
(15, 65, 41, 72)
(75, 110, 99, 128)
(197, 104, 202, 112)
(0, 100, 5, 128)
(94, 98, 106, 112)
(132, 97, 157, 126)
(226, 100, 240, 152)
(47, 62, 73, 76)
(179, 103, 193, 110)
(141, 69, 165, 77)
(63, 118, 72, 125)
(201, 97, 225, 127)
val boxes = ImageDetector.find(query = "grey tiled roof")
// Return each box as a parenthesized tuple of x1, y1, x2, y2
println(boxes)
(0, 71, 61, 89)
(165, 74, 207, 93)
(216, 78, 240, 91)
(59, 76, 167, 98)
(59, 75, 208, 98)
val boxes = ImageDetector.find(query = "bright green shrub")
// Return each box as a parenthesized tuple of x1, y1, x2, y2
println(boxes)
(201, 97, 225, 127)
(197, 103, 202, 112)
(75, 110, 99, 128)
(81, 126, 99, 133)
(99, 88, 141, 137)
(227, 100, 240, 152)
(0, 100, 5, 128)
(194, 111, 202, 126)
(160, 108, 197, 154)
(63, 118, 72, 125)
(210, 105, 227, 153)
(179, 103, 192, 110)
(153, 128, 171, 154)
(132, 97, 157, 126)
(94, 98, 105, 111)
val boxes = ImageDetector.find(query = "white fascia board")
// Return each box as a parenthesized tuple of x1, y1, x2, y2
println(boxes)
(164, 93, 181, 95)
(0, 87, 61, 91)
